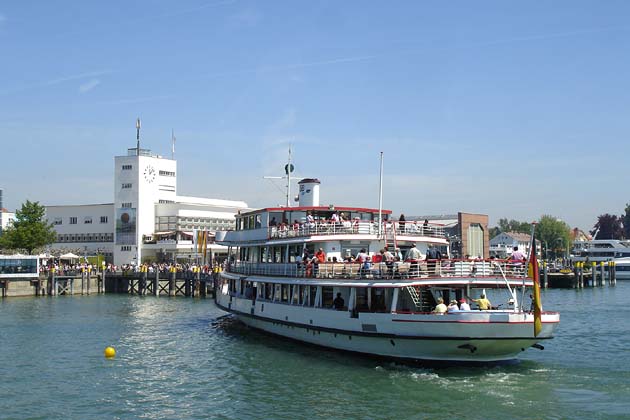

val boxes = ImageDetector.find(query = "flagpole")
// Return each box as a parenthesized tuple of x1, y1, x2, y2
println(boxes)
(286, 145, 292, 208)
(378, 152, 383, 237)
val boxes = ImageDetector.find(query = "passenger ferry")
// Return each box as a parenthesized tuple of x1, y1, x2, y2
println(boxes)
(571, 239, 630, 280)
(215, 179, 559, 364)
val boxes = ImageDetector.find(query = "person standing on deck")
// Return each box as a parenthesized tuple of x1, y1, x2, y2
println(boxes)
(405, 243, 422, 276)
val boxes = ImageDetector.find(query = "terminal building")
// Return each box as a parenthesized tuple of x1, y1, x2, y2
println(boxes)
(0, 188, 16, 235)
(45, 137, 248, 266)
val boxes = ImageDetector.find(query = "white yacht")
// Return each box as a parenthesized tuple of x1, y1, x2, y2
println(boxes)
(571, 239, 630, 280)
(215, 178, 559, 364)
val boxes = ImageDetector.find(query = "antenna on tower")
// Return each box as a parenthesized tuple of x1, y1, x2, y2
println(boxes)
(136, 118, 141, 156)
(171, 129, 176, 160)
(263, 145, 295, 207)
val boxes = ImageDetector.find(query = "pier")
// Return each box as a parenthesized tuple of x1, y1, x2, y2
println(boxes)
(104, 267, 215, 298)
(1, 268, 216, 298)
(542, 261, 617, 289)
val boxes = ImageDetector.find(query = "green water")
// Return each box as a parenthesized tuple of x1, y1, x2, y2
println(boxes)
(1, 283, 630, 420)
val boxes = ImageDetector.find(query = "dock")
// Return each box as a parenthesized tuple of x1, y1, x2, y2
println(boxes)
(542, 261, 617, 288)
(1, 268, 216, 298)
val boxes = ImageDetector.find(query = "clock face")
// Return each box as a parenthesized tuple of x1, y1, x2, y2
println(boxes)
(144, 165, 156, 183)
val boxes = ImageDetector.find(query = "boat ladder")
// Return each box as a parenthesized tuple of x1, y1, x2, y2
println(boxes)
(405, 286, 423, 310)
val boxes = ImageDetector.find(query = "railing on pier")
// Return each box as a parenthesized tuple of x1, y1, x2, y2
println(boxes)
(268, 221, 445, 240)
(227, 259, 527, 280)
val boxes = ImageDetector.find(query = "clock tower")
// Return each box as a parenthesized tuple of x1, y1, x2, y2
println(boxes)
(113, 123, 177, 265)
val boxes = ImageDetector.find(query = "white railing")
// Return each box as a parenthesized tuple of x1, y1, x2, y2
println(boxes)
(227, 259, 527, 280)
(268, 221, 445, 240)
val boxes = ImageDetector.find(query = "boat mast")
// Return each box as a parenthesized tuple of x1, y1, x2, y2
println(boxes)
(378, 151, 384, 236)
(286, 145, 292, 208)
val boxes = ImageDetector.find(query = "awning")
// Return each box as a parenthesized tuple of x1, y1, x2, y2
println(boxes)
(60, 252, 81, 259)
(154, 231, 176, 235)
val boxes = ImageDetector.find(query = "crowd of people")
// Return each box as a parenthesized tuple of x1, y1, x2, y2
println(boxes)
(40, 260, 226, 278)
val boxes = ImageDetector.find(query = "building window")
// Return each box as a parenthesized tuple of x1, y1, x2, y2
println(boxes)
(122, 183, 132, 189)
(158, 199, 174, 204)
(53, 217, 62, 225)
(122, 202, 132, 208)
(69, 217, 77, 225)
(100, 216, 108, 224)
(159, 170, 176, 177)
(121, 245, 132, 252)
(122, 164, 133, 170)
(84, 217, 92, 224)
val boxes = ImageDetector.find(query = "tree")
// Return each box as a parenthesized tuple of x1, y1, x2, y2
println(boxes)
(490, 218, 531, 239)
(536, 215, 571, 259)
(591, 213, 623, 240)
(622, 203, 630, 240)
(0, 200, 57, 255)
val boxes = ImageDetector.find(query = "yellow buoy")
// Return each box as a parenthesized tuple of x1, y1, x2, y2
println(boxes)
(104, 346, 116, 358)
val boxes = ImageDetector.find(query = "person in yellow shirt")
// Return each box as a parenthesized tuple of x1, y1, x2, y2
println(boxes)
(471, 294, 492, 310)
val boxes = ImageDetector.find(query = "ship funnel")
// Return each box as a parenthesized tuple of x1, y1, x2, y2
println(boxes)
(297, 178, 320, 207)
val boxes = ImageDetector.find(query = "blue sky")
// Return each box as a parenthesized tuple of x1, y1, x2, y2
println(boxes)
(1, 1, 629, 230)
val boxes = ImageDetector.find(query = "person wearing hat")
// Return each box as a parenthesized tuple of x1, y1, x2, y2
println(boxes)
(447, 299, 460, 313)
(459, 297, 471, 311)
(433, 297, 447, 314)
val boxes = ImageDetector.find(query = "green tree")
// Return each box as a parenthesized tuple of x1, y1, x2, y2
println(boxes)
(490, 218, 531, 239)
(536, 215, 571, 259)
(0, 200, 57, 255)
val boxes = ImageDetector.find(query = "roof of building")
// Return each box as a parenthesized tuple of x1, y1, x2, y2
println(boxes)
(502, 232, 532, 242)
(408, 215, 458, 228)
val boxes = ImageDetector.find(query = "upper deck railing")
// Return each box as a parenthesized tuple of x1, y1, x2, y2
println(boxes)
(226, 259, 528, 280)
(268, 220, 445, 240)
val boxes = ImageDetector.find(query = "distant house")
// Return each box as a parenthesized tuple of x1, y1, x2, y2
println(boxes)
(0, 208, 15, 235)
(489, 232, 538, 258)
(570, 227, 591, 242)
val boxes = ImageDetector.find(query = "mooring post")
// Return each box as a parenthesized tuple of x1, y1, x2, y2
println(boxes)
(154, 270, 159, 297)
(169, 268, 176, 296)
(140, 268, 146, 295)
(185, 269, 192, 297)
(599, 262, 605, 287)
(543, 262, 548, 289)
(611, 261, 616, 286)
(87, 269, 91, 295)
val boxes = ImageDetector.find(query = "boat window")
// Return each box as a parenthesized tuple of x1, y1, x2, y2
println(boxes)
(299, 285, 307, 305)
(356, 288, 369, 312)
(322, 287, 334, 308)
(265, 283, 273, 300)
(291, 285, 299, 304)
(281, 284, 289, 302)
(371, 288, 387, 312)
(274, 284, 281, 302)
(309, 286, 318, 306)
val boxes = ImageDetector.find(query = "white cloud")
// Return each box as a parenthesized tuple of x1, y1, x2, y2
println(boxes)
(79, 79, 100, 93)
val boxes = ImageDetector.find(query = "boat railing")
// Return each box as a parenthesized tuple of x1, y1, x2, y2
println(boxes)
(227, 259, 528, 280)
(268, 221, 445, 240)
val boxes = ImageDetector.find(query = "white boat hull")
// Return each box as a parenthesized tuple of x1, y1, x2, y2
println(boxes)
(216, 291, 558, 364)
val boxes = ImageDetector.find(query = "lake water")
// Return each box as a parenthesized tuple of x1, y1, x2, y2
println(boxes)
(1, 283, 630, 420)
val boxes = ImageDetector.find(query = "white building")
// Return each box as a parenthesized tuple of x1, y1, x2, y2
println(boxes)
(0, 188, 16, 234)
(489, 232, 538, 258)
(46, 141, 248, 265)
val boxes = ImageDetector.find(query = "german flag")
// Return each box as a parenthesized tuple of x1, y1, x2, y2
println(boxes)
(528, 238, 543, 336)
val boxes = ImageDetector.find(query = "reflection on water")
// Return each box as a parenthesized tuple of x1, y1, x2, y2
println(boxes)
(1, 284, 630, 420)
